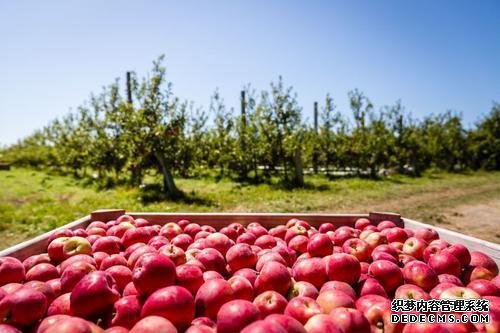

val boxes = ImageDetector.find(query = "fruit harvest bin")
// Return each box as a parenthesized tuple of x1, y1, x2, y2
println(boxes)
(0, 209, 499, 265)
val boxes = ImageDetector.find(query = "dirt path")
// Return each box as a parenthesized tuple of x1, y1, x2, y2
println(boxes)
(439, 199, 500, 244)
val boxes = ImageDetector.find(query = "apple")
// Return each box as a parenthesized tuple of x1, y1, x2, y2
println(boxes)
(129, 315, 177, 333)
(288, 235, 309, 254)
(105, 265, 132, 291)
(359, 277, 388, 297)
(141, 286, 195, 331)
(328, 307, 370, 333)
(92, 236, 122, 254)
(160, 222, 183, 240)
(107, 222, 135, 238)
(191, 316, 216, 328)
(25, 263, 59, 282)
(264, 314, 306, 333)
(247, 224, 268, 238)
(225, 243, 257, 272)
(363, 232, 387, 249)
(195, 279, 234, 319)
(0, 286, 47, 327)
(132, 253, 176, 296)
(152, 235, 173, 248)
(273, 244, 296, 267)
(251, 291, 287, 317)
(377, 221, 397, 231)
(122, 227, 157, 249)
(316, 289, 355, 313)
(429, 282, 457, 299)
(438, 274, 463, 286)
(403, 261, 439, 291)
(304, 314, 343, 333)
(255, 251, 286, 271)
(216, 300, 260, 333)
(414, 228, 439, 242)
(231, 268, 258, 286)
(237, 233, 257, 245)
(385, 227, 408, 243)
(176, 264, 204, 295)
(255, 261, 292, 296)
(203, 270, 224, 281)
(59, 254, 96, 272)
(342, 238, 371, 262)
(158, 244, 187, 266)
(442, 243, 470, 266)
(60, 261, 96, 292)
(355, 218, 372, 230)
(292, 258, 327, 289)
(228, 276, 254, 301)
(355, 295, 391, 313)
(319, 223, 335, 233)
(493, 275, 500, 289)
(401, 322, 447, 333)
(284, 296, 321, 325)
(48, 236, 92, 262)
(204, 233, 233, 255)
(372, 251, 398, 264)
(47, 228, 74, 244)
(123, 281, 139, 296)
(463, 265, 496, 283)
(0, 324, 21, 333)
(100, 254, 128, 270)
(439, 286, 480, 299)
(184, 223, 202, 238)
(324, 253, 360, 285)
(47, 292, 72, 316)
(368, 260, 404, 292)
(70, 271, 120, 319)
(467, 279, 500, 296)
(364, 301, 402, 333)
(46, 278, 62, 297)
(470, 251, 499, 275)
(23, 280, 55, 304)
(402, 237, 427, 260)
(307, 233, 333, 257)
(22, 253, 51, 271)
(1, 283, 23, 295)
(241, 320, 287, 333)
(394, 284, 430, 300)
(428, 252, 461, 276)
(320, 281, 356, 300)
(105, 326, 129, 333)
(37, 315, 104, 333)
(254, 235, 277, 249)
(287, 281, 319, 300)
(398, 253, 416, 267)
(333, 226, 357, 246)
(0, 257, 25, 285)
(220, 226, 239, 241)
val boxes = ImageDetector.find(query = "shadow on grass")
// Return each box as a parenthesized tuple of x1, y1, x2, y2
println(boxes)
(138, 183, 215, 206)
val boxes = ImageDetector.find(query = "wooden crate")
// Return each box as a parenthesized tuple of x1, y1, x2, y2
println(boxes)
(0, 209, 498, 266)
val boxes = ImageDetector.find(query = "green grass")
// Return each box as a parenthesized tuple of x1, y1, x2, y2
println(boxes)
(1, 168, 500, 249)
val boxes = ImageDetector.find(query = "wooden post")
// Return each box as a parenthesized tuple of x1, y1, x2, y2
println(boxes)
(241, 90, 247, 128)
(314, 101, 318, 133)
(126, 72, 133, 104)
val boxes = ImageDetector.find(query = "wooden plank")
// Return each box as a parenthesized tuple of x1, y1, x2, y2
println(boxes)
(403, 218, 500, 266)
(91, 209, 126, 222)
(0, 215, 92, 261)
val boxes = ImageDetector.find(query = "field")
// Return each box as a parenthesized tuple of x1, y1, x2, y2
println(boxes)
(1, 168, 499, 250)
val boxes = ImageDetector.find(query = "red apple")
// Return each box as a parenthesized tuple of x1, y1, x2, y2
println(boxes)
(470, 251, 499, 275)
(467, 279, 500, 296)
(284, 296, 321, 325)
(141, 285, 194, 331)
(287, 281, 319, 300)
(402, 237, 427, 260)
(394, 284, 430, 300)
(429, 282, 457, 299)
(203, 270, 224, 281)
(23, 280, 55, 304)
(195, 279, 234, 319)
(25, 263, 59, 282)
(160, 222, 183, 240)
(184, 223, 202, 238)
(204, 233, 233, 255)
(48, 236, 92, 262)
(355, 218, 372, 230)
(241, 320, 287, 333)
(0, 257, 25, 285)
(105, 265, 132, 291)
(253, 290, 288, 317)
(403, 261, 439, 291)
(47, 228, 74, 244)
(255, 261, 292, 296)
(355, 294, 391, 313)
(439, 286, 480, 299)
(265, 314, 306, 333)
(196, 248, 226, 273)
(333, 226, 357, 246)
(228, 276, 254, 301)
(129, 315, 177, 333)
(122, 227, 157, 249)
(0, 286, 47, 327)
(438, 274, 463, 286)
(237, 233, 257, 245)
(47, 292, 72, 316)
(292, 257, 327, 289)
(100, 254, 128, 270)
(316, 289, 355, 313)
(414, 228, 439, 242)
(158, 244, 187, 266)
(216, 300, 260, 333)
(385, 227, 408, 243)
(22, 253, 51, 271)
(92, 236, 122, 254)
(328, 307, 370, 333)
(132, 253, 176, 296)
(171, 234, 193, 251)
(359, 277, 388, 297)
(442, 243, 470, 266)
(324, 253, 360, 285)
(288, 235, 309, 254)
(59, 254, 96, 272)
(307, 233, 333, 257)
(377, 221, 397, 231)
(320, 281, 356, 300)
(233, 268, 259, 287)
(342, 238, 371, 262)
(0, 324, 21, 333)
(60, 261, 96, 292)
(37, 315, 104, 333)
(428, 252, 461, 276)
(176, 264, 204, 295)
(368, 259, 404, 292)
(70, 271, 120, 319)
(225, 243, 257, 272)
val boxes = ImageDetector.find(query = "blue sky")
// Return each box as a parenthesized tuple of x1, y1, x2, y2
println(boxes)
(1, 1, 499, 145)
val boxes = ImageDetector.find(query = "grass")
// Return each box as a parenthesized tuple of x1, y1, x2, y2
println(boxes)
(1, 167, 500, 249)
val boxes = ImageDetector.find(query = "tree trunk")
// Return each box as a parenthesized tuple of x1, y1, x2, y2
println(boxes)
(292, 146, 304, 187)
(155, 153, 180, 197)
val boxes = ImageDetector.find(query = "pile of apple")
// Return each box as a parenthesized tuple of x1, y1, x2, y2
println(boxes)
(0, 215, 499, 333)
